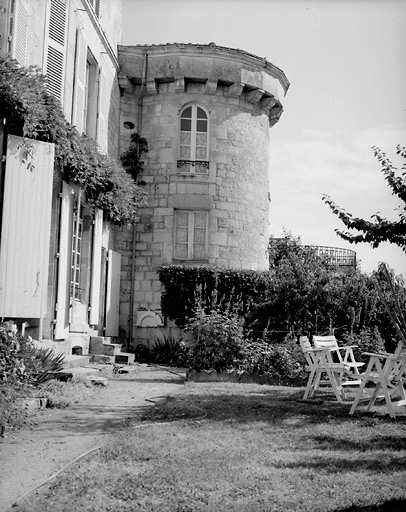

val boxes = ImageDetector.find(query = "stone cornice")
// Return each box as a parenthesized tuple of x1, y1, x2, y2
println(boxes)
(118, 43, 290, 95)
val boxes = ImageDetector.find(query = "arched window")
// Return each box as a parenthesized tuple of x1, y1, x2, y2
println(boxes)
(178, 104, 209, 174)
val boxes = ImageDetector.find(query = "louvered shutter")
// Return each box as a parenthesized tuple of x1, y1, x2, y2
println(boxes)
(54, 182, 74, 339)
(45, 0, 67, 101)
(12, 0, 30, 66)
(72, 29, 87, 134)
(89, 208, 103, 325)
(97, 64, 108, 154)
(0, 136, 54, 317)
(88, 0, 100, 17)
(105, 250, 121, 337)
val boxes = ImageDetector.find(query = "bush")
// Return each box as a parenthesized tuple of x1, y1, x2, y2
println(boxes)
(238, 335, 305, 378)
(185, 307, 246, 372)
(0, 322, 65, 385)
(342, 327, 386, 364)
(159, 265, 270, 327)
(149, 337, 188, 367)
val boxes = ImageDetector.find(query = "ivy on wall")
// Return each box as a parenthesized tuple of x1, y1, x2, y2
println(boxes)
(158, 265, 271, 327)
(0, 58, 146, 225)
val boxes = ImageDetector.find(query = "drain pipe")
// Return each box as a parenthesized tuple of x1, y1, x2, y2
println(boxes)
(128, 49, 148, 351)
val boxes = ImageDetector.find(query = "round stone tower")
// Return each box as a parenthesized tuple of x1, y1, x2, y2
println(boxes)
(117, 43, 289, 340)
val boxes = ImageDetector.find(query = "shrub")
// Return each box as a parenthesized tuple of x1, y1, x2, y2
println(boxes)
(133, 344, 151, 363)
(149, 336, 188, 367)
(342, 327, 386, 364)
(238, 335, 305, 378)
(0, 322, 65, 385)
(159, 265, 270, 327)
(185, 307, 246, 372)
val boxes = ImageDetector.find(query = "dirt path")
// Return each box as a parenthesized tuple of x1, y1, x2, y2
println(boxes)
(0, 365, 186, 512)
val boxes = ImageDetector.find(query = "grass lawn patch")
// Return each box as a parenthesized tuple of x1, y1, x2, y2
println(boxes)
(14, 383, 406, 512)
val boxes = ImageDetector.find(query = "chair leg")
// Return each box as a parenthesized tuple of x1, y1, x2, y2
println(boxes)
(304, 369, 316, 399)
(350, 358, 374, 415)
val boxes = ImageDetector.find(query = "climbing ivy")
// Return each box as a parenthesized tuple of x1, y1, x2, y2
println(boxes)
(0, 57, 146, 225)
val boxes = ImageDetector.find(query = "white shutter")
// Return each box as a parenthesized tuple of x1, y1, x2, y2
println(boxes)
(12, 0, 30, 66)
(54, 181, 74, 339)
(45, 0, 67, 101)
(0, 136, 54, 317)
(97, 63, 108, 154)
(105, 250, 121, 336)
(72, 29, 87, 134)
(89, 208, 103, 325)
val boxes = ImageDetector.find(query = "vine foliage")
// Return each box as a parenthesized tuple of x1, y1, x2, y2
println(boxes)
(0, 57, 146, 225)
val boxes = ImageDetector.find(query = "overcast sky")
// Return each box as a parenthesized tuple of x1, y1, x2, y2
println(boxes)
(121, 0, 406, 276)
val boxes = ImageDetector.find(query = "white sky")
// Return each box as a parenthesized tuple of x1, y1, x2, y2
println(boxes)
(121, 0, 406, 276)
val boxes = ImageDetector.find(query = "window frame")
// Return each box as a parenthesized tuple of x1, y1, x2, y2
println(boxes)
(173, 210, 209, 261)
(177, 104, 210, 175)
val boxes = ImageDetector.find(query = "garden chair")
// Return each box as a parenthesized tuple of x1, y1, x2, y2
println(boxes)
(349, 340, 406, 418)
(312, 335, 364, 376)
(299, 336, 360, 402)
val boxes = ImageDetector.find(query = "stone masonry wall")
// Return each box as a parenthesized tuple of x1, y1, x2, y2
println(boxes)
(118, 82, 272, 339)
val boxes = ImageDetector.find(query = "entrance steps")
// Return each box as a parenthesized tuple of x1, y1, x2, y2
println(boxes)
(89, 336, 135, 365)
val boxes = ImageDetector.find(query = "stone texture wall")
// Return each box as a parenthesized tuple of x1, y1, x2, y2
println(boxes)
(117, 44, 289, 343)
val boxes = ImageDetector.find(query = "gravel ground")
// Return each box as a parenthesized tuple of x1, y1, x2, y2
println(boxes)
(0, 364, 186, 512)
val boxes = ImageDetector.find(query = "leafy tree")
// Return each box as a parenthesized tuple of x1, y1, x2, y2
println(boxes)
(323, 145, 406, 250)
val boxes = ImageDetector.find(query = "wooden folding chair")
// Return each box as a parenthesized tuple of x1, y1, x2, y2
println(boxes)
(349, 342, 406, 418)
(312, 335, 364, 376)
(300, 336, 359, 402)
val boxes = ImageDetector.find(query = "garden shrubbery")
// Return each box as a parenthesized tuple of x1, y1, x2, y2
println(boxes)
(158, 235, 406, 377)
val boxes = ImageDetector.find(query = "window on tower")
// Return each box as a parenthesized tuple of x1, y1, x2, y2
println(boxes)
(177, 104, 209, 174)
(173, 210, 209, 260)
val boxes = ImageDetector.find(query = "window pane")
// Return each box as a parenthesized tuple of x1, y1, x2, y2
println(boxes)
(196, 119, 207, 132)
(179, 146, 191, 159)
(180, 119, 191, 131)
(175, 244, 188, 259)
(195, 147, 207, 159)
(195, 163, 208, 174)
(196, 133, 207, 146)
(176, 211, 189, 227)
(175, 227, 188, 243)
(193, 244, 206, 259)
(194, 212, 207, 227)
(197, 107, 207, 119)
(194, 228, 206, 243)
(180, 132, 191, 145)
(182, 106, 192, 118)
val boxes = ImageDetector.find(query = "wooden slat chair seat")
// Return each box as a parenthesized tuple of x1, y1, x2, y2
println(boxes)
(312, 335, 365, 375)
(299, 336, 360, 403)
(349, 342, 406, 418)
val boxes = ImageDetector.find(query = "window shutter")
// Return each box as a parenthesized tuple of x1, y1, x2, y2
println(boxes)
(11, 0, 30, 66)
(89, 208, 103, 325)
(54, 182, 74, 340)
(72, 29, 87, 134)
(45, 0, 67, 101)
(97, 63, 108, 154)
(0, 136, 54, 317)
(105, 250, 121, 337)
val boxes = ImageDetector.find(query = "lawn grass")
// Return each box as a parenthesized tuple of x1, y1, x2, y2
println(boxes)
(15, 383, 406, 512)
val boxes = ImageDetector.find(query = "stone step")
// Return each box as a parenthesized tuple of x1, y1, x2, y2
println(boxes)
(63, 355, 90, 368)
(89, 337, 123, 356)
(89, 354, 115, 365)
(114, 352, 135, 365)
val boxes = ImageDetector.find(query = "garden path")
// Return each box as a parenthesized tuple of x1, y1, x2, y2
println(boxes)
(0, 365, 186, 512)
